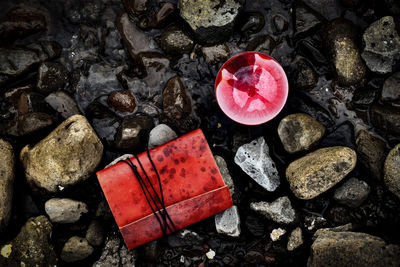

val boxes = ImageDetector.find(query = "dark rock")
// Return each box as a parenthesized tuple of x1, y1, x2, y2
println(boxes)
(154, 2, 176, 28)
(341, 0, 361, 7)
(122, 0, 149, 18)
(178, 0, 241, 44)
(362, 16, 400, 74)
(0, 7, 46, 46)
(142, 240, 161, 262)
(201, 44, 230, 64)
(0, 140, 14, 232)
(115, 116, 153, 151)
(333, 177, 370, 207)
(93, 234, 137, 266)
(356, 129, 386, 180)
(302, 0, 342, 20)
(159, 26, 194, 54)
(292, 57, 318, 90)
(61, 236, 94, 263)
(108, 90, 136, 113)
(64, 0, 104, 24)
(167, 229, 203, 248)
(238, 12, 265, 37)
(381, 72, 400, 106)
(17, 92, 49, 115)
(273, 14, 288, 34)
(384, 143, 400, 199)
(245, 215, 265, 236)
(3, 85, 34, 104)
(246, 35, 276, 54)
(323, 18, 366, 86)
(86, 220, 104, 246)
(138, 52, 174, 89)
(37, 62, 69, 94)
(244, 251, 264, 264)
(369, 104, 400, 135)
(0, 216, 57, 267)
(17, 112, 54, 136)
(294, 1, 324, 37)
(45, 91, 81, 119)
(352, 87, 378, 107)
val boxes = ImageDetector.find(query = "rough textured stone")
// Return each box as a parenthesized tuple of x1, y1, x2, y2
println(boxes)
(294, 1, 324, 37)
(215, 206, 241, 237)
(278, 113, 325, 153)
(148, 124, 177, 149)
(234, 137, 280, 192)
(369, 104, 400, 135)
(270, 228, 286, 241)
(214, 155, 235, 195)
(384, 144, 400, 199)
(356, 130, 386, 180)
(292, 57, 318, 90)
(17, 112, 55, 136)
(250, 196, 296, 224)
(45, 198, 88, 223)
(178, 0, 241, 44)
(246, 35, 276, 55)
(93, 234, 137, 266)
(17, 92, 48, 115)
(286, 146, 357, 199)
(20, 115, 103, 192)
(381, 72, 400, 105)
(61, 236, 94, 262)
(37, 62, 69, 94)
(201, 44, 230, 64)
(0, 216, 56, 267)
(287, 227, 303, 251)
(45, 91, 81, 119)
(333, 178, 370, 207)
(159, 26, 194, 54)
(115, 116, 153, 151)
(362, 16, 400, 74)
(308, 231, 400, 267)
(0, 140, 14, 232)
(108, 90, 136, 113)
(86, 220, 104, 246)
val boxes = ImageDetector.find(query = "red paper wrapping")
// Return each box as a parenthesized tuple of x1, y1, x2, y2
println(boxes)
(96, 129, 233, 249)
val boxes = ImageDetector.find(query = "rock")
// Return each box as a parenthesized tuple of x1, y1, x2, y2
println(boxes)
(0, 140, 14, 232)
(201, 44, 230, 64)
(105, 154, 134, 169)
(45, 91, 81, 119)
(352, 87, 378, 107)
(142, 240, 161, 262)
(61, 236, 94, 263)
(214, 155, 235, 195)
(3, 84, 34, 104)
(159, 26, 194, 54)
(273, 15, 288, 34)
(356, 130, 386, 180)
(108, 90, 136, 113)
(294, 1, 324, 37)
(45, 198, 88, 223)
(178, 0, 241, 44)
(384, 144, 400, 199)
(17, 92, 49, 116)
(86, 220, 104, 246)
(246, 35, 276, 54)
(362, 16, 400, 74)
(17, 112, 55, 136)
(270, 228, 286, 241)
(308, 231, 400, 267)
(234, 137, 280, 192)
(215, 206, 241, 237)
(244, 251, 264, 264)
(323, 18, 366, 86)
(292, 57, 318, 90)
(115, 116, 153, 151)
(286, 146, 357, 199)
(278, 113, 325, 153)
(313, 223, 354, 239)
(381, 72, 400, 105)
(333, 178, 370, 207)
(20, 115, 103, 192)
(167, 229, 203, 247)
(250, 196, 296, 224)
(245, 215, 265, 237)
(93, 234, 137, 266)
(148, 124, 177, 149)
(238, 12, 265, 37)
(37, 62, 69, 94)
(0, 216, 56, 267)
(0, 7, 46, 46)
(287, 227, 303, 251)
(122, 0, 149, 18)
(369, 104, 400, 135)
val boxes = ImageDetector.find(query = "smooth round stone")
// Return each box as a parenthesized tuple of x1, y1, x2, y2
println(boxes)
(148, 124, 177, 149)
(108, 90, 136, 113)
(384, 143, 400, 199)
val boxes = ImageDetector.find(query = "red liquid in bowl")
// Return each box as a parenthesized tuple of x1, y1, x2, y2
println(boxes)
(215, 52, 288, 125)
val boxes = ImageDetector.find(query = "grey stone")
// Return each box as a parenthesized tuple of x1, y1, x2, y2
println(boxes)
(201, 44, 230, 64)
(250, 196, 296, 224)
(37, 62, 69, 94)
(287, 227, 303, 251)
(214, 155, 235, 195)
(115, 116, 153, 151)
(17, 112, 55, 136)
(286, 146, 357, 199)
(384, 143, 400, 199)
(369, 104, 400, 135)
(294, 1, 324, 37)
(45, 91, 81, 119)
(308, 231, 400, 267)
(234, 137, 280, 192)
(381, 72, 400, 105)
(167, 229, 203, 248)
(61, 236, 94, 263)
(278, 113, 325, 153)
(20, 115, 103, 192)
(246, 35, 276, 55)
(148, 124, 177, 149)
(160, 26, 194, 54)
(333, 178, 370, 207)
(313, 223, 354, 239)
(45, 198, 88, 223)
(362, 16, 400, 74)
(93, 234, 137, 267)
(215, 206, 241, 237)
(0, 140, 14, 232)
(86, 220, 104, 246)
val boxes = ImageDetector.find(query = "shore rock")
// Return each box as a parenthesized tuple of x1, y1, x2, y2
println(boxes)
(381, 72, 400, 105)
(93, 234, 137, 266)
(287, 227, 303, 251)
(270, 228, 286, 241)
(61, 236, 94, 262)
(250, 196, 296, 224)
(234, 137, 280, 192)
(115, 116, 153, 151)
(45, 198, 88, 223)
(333, 177, 370, 207)
(294, 1, 324, 37)
(384, 144, 400, 199)
(369, 104, 400, 135)
(148, 124, 177, 149)
(278, 113, 325, 153)
(20, 115, 103, 192)
(108, 90, 136, 113)
(215, 155, 235, 195)
(37, 62, 69, 94)
(201, 44, 230, 64)
(0, 140, 14, 232)
(45, 91, 81, 119)
(286, 146, 357, 199)
(86, 220, 104, 246)
(17, 112, 55, 136)
(159, 26, 194, 54)
(215, 206, 241, 237)
(292, 57, 318, 90)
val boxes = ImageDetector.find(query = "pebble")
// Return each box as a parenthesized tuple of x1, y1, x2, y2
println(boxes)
(201, 44, 230, 64)
(278, 113, 325, 153)
(234, 137, 280, 192)
(167, 229, 203, 247)
(93, 234, 137, 266)
(244, 251, 264, 264)
(286, 146, 357, 199)
(333, 177, 370, 207)
(3, 84, 34, 104)
(17, 112, 55, 136)
(215, 206, 241, 237)
(214, 155, 235, 195)
(86, 220, 104, 246)
(37, 62, 69, 94)
(18, 91, 49, 115)
(362, 16, 400, 74)
(148, 124, 177, 149)
(115, 116, 153, 151)
(294, 1, 324, 37)
(206, 249, 216, 260)
(20, 115, 103, 192)
(287, 227, 303, 251)
(369, 103, 400, 135)
(270, 228, 286, 241)
(381, 72, 400, 106)
(250, 196, 296, 224)
(0, 140, 14, 232)
(384, 143, 400, 199)
(61, 236, 94, 262)
(162, 76, 192, 120)
(108, 90, 136, 113)
(292, 57, 318, 90)
(0, 216, 56, 266)
(45, 198, 88, 223)
(246, 35, 276, 54)
(308, 231, 400, 267)
(159, 26, 194, 54)
(45, 91, 81, 119)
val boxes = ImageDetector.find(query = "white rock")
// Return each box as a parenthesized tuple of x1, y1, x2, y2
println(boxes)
(270, 228, 286, 241)
(206, 249, 216, 259)
(45, 198, 88, 223)
(234, 137, 280, 191)
(250, 196, 296, 224)
(148, 124, 177, 149)
(215, 206, 241, 237)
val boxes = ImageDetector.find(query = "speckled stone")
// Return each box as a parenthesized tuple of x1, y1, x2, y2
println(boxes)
(384, 143, 400, 199)
(0, 140, 14, 232)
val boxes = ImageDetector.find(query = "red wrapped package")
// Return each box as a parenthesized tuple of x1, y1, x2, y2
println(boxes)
(96, 129, 233, 249)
